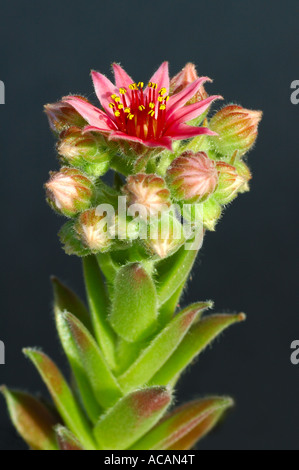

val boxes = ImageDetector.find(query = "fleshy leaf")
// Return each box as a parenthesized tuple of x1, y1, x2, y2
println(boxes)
(118, 302, 211, 393)
(51, 276, 92, 332)
(55, 310, 102, 424)
(167, 405, 229, 450)
(93, 387, 172, 450)
(23, 349, 96, 450)
(55, 425, 84, 450)
(63, 312, 122, 409)
(156, 241, 200, 307)
(0, 387, 59, 450)
(150, 313, 246, 386)
(158, 279, 186, 325)
(83, 256, 116, 369)
(110, 262, 158, 342)
(131, 396, 232, 450)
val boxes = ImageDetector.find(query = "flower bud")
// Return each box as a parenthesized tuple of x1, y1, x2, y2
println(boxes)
(59, 221, 90, 257)
(214, 162, 247, 204)
(145, 211, 185, 259)
(209, 105, 262, 156)
(75, 208, 112, 253)
(57, 127, 111, 176)
(170, 63, 208, 102)
(45, 167, 94, 217)
(166, 151, 219, 203)
(44, 96, 88, 133)
(123, 174, 171, 219)
(202, 197, 222, 231)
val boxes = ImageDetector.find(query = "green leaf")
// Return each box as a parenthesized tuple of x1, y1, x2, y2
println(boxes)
(23, 349, 96, 450)
(0, 386, 59, 450)
(110, 262, 158, 342)
(93, 387, 172, 450)
(118, 302, 211, 393)
(51, 276, 92, 332)
(63, 312, 122, 409)
(156, 242, 199, 307)
(166, 403, 230, 450)
(55, 425, 84, 450)
(131, 396, 233, 450)
(158, 279, 186, 325)
(55, 310, 102, 424)
(83, 256, 116, 369)
(150, 313, 246, 386)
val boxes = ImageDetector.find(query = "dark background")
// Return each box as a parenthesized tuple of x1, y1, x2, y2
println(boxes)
(0, 0, 298, 450)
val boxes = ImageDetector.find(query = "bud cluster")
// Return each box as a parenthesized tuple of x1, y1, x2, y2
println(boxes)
(44, 63, 261, 259)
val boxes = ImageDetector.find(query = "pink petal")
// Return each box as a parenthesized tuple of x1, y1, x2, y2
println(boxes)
(64, 97, 115, 130)
(165, 124, 217, 140)
(91, 71, 118, 117)
(109, 131, 173, 150)
(146, 61, 169, 95)
(166, 95, 222, 130)
(166, 77, 212, 118)
(83, 125, 115, 134)
(112, 63, 134, 89)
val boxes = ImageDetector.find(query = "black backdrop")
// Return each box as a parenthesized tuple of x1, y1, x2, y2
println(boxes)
(0, 0, 298, 450)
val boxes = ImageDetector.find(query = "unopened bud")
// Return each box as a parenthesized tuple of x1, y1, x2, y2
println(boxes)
(202, 197, 222, 231)
(44, 96, 88, 133)
(45, 167, 94, 217)
(209, 105, 262, 156)
(214, 162, 247, 204)
(57, 127, 110, 176)
(170, 63, 208, 102)
(75, 208, 112, 253)
(145, 212, 184, 259)
(59, 221, 90, 257)
(123, 173, 171, 219)
(167, 151, 218, 203)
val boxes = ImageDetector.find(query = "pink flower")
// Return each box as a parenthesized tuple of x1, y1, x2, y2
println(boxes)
(64, 62, 221, 152)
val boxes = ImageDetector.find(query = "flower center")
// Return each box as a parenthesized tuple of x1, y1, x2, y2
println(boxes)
(109, 82, 169, 141)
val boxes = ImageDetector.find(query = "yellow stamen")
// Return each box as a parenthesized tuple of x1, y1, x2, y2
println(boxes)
(137, 82, 144, 88)
(114, 97, 121, 103)
(129, 83, 138, 90)
(109, 103, 115, 108)
(119, 88, 127, 94)
(159, 87, 167, 96)
(111, 94, 117, 99)
(128, 114, 135, 120)
(115, 111, 121, 117)
(124, 107, 130, 113)
(148, 110, 155, 117)
(159, 105, 166, 110)
(138, 105, 145, 111)
(118, 104, 124, 110)
(149, 102, 155, 109)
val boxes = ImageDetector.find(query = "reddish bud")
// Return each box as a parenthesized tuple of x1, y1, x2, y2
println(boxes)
(214, 162, 247, 204)
(44, 96, 88, 133)
(75, 208, 112, 253)
(45, 167, 94, 217)
(167, 151, 219, 203)
(170, 63, 208, 103)
(209, 105, 262, 156)
(57, 126, 111, 176)
(123, 173, 171, 219)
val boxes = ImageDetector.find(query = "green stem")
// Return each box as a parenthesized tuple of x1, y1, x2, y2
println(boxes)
(82, 256, 116, 370)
